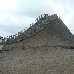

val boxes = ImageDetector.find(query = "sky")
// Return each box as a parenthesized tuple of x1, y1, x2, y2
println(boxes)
(0, 0, 74, 37)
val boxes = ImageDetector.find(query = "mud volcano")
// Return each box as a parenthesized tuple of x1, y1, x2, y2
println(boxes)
(0, 14, 74, 74)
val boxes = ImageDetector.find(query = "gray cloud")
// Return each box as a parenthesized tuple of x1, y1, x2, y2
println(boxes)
(0, 0, 74, 37)
(9, 0, 52, 17)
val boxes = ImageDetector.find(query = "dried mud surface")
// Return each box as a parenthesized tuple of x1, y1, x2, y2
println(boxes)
(0, 46, 74, 74)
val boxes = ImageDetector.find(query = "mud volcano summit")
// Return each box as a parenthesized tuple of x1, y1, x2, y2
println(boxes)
(2, 14, 74, 50)
(0, 14, 74, 74)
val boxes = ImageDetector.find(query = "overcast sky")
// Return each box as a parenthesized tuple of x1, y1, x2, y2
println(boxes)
(0, 0, 74, 37)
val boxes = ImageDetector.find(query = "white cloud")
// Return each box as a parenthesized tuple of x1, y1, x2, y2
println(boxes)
(48, 0, 74, 34)
(0, 0, 74, 37)
(0, 13, 35, 37)
(0, 0, 17, 13)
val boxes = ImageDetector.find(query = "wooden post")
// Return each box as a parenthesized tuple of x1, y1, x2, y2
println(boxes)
(39, 16, 40, 19)
(30, 24, 31, 27)
(35, 18, 38, 22)
(41, 14, 42, 18)
(44, 14, 48, 17)
(18, 32, 20, 36)
(32, 23, 33, 26)
(13, 35, 15, 38)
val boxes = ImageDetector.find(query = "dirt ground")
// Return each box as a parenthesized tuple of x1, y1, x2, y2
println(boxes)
(0, 46, 74, 74)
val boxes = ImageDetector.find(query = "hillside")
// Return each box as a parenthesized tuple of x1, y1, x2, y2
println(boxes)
(0, 14, 74, 74)
(3, 14, 74, 50)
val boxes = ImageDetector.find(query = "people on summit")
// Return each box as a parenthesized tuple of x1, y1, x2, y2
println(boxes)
(0, 14, 58, 44)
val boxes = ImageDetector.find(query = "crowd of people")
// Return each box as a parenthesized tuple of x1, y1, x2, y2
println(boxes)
(0, 14, 58, 44)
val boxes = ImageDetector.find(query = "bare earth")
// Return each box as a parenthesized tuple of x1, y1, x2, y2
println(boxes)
(0, 15, 74, 74)
(0, 46, 74, 74)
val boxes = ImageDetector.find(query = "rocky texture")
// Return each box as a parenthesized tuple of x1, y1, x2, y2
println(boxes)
(1, 46, 74, 74)
(1, 14, 58, 44)
(0, 14, 74, 74)
(2, 14, 74, 51)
